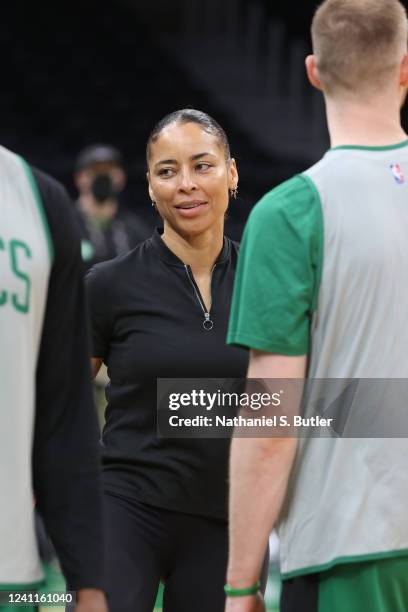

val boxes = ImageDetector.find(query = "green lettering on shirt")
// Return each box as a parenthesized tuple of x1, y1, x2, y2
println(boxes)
(10, 239, 32, 314)
(0, 238, 7, 306)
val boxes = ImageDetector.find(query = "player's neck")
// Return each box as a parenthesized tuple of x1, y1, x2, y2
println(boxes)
(325, 94, 407, 148)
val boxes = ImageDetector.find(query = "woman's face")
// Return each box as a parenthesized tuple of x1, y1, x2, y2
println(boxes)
(147, 122, 238, 237)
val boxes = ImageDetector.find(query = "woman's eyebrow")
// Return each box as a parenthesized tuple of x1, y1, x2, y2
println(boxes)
(154, 158, 177, 167)
(190, 152, 216, 160)
(155, 152, 217, 167)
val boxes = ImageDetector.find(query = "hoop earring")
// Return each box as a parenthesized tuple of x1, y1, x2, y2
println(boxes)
(230, 187, 238, 200)
(151, 200, 156, 207)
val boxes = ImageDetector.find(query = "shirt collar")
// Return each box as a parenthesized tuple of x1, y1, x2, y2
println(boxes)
(150, 227, 230, 267)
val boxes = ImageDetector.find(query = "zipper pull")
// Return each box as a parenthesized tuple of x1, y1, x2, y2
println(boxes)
(203, 312, 214, 331)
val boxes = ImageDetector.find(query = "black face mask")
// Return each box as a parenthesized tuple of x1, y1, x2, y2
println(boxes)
(91, 174, 118, 204)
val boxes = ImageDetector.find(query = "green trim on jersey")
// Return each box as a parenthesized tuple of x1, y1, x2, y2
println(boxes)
(281, 548, 408, 580)
(227, 174, 323, 356)
(318, 556, 408, 612)
(18, 157, 54, 265)
(330, 139, 408, 152)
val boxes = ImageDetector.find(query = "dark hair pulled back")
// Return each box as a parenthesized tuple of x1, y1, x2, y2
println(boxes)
(146, 109, 231, 166)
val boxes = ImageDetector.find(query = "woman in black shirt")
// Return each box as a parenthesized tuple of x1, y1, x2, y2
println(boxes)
(86, 109, 268, 612)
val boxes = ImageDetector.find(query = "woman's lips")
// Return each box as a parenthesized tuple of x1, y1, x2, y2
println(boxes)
(175, 201, 208, 217)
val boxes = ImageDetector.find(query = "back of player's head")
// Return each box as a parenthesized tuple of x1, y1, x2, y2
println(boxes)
(311, 0, 408, 95)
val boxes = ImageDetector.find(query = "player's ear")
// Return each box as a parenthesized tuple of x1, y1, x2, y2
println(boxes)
(399, 53, 408, 88)
(305, 55, 323, 91)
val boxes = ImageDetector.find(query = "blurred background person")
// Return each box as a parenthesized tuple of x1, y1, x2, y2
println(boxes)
(74, 144, 152, 426)
(74, 143, 150, 270)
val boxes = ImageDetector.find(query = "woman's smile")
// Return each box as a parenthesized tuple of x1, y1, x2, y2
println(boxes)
(174, 200, 209, 217)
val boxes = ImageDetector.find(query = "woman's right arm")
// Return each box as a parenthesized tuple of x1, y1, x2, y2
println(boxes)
(86, 266, 112, 381)
(91, 358, 103, 378)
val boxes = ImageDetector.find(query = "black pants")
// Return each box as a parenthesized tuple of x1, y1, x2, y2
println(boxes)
(280, 574, 319, 612)
(104, 491, 269, 612)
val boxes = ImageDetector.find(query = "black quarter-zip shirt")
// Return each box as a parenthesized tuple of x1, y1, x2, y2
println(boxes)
(86, 229, 248, 519)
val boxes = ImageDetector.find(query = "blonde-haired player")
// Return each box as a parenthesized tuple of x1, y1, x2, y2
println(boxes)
(225, 1, 408, 611)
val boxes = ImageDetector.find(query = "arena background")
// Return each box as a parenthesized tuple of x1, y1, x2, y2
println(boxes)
(3, 1, 408, 610)
(4, 0, 408, 239)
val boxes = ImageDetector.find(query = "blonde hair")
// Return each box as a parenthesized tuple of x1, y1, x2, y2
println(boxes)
(311, 0, 408, 94)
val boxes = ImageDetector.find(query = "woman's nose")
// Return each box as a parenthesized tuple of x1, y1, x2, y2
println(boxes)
(177, 169, 197, 192)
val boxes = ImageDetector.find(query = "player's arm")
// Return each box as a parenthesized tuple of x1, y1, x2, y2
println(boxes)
(225, 351, 306, 612)
(31, 169, 107, 611)
(225, 176, 322, 611)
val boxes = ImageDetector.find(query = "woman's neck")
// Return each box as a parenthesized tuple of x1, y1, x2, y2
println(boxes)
(161, 224, 224, 275)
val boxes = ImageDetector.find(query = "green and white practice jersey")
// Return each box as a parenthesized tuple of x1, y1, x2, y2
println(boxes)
(0, 146, 52, 586)
(228, 141, 408, 578)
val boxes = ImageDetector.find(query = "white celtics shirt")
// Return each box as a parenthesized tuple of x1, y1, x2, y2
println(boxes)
(0, 146, 52, 586)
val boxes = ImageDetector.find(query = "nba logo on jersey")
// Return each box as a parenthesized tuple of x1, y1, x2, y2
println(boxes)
(390, 163, 405, 184)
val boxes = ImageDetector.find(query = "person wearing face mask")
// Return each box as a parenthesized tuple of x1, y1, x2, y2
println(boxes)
(85, 110, 269, 612)
(74, 144, 150, 270)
